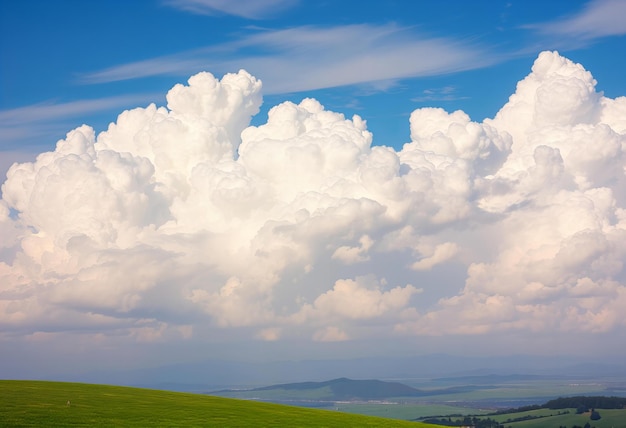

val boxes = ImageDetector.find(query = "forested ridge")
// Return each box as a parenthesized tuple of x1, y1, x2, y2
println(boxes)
(543, 395, 626, 410)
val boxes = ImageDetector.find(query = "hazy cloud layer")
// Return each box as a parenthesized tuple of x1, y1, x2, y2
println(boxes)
(1, 52, 626, 348)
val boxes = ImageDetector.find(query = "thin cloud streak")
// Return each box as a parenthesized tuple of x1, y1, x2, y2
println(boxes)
(79, 24, 497, 94)
(411, 86, 469, 103)
(80, 57, 208, 86)
(163, 0, 298, 19)
(0, 93, 161, 145)
(528, 0, 626, 40)
(0, 94, 160, 126)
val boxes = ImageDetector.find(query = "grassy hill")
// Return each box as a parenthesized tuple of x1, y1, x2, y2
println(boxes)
(0, 380, 438, 427)
(250, 377, 422, 400)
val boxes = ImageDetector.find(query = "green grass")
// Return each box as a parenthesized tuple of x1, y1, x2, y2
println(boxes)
(0, 380, 438, 427)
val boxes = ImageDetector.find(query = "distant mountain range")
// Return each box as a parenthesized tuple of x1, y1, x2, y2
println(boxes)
(42, 354, 626, 393)
(212, 377, 521, 401)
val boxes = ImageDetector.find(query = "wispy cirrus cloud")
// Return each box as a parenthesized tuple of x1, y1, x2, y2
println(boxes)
(80, 24, 497, 95)
(0, 93, 160, 151)
(163, 0, 298, 19)
(79, 57, 209, 87)
(0, 94, 159, 129)
(528, 0, 626, 40)
(411, 86, 469, 103)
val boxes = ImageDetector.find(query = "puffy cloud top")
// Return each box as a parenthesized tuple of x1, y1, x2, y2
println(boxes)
(1, 52, 625, 347)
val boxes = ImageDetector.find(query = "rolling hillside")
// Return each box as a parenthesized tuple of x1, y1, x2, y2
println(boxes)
(0, 380, 437, 427)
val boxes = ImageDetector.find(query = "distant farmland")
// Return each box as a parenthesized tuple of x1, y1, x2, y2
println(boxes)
(0, 380, 438, 427)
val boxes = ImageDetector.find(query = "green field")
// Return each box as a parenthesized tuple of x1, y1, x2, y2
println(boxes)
(490, 408, 626, 428)
(336, 402, 490, 420)
(407, 380, 609, 403)
(0, 380, 438, 427)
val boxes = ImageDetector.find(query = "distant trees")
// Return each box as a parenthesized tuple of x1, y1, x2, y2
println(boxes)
(421, 415, 503, 427)
(576, 405, 587, 414)
(589, 409, 601, 420)
(545, 395, 626, 410)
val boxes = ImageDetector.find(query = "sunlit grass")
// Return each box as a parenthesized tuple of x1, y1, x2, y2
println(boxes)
(0, 380, 438, 427)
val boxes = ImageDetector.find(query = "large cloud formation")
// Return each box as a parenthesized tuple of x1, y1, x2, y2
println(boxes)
(1, 51, 625, 348)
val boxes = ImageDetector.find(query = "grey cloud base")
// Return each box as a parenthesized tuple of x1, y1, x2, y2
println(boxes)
(1, 51, 625, 352)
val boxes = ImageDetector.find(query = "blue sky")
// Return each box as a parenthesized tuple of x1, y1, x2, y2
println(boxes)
(2, 0, 625, 174)
(1, 1, 626, 379)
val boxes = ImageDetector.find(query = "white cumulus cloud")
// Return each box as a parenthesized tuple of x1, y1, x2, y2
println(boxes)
(1, 51, 626, 350)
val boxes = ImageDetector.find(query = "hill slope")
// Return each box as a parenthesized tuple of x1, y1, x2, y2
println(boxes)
(251, 377, 422, 400)
(0, 380, 436, 427)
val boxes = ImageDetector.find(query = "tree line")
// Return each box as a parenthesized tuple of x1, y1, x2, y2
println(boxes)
(543, 395, 626, 410)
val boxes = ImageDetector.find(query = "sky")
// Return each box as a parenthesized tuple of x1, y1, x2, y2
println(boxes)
(1, 0, 626, 379)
